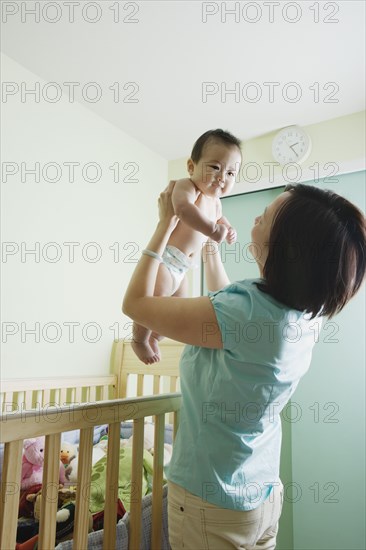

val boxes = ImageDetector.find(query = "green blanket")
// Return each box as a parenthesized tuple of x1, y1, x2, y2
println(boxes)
(89, 446, 155, 513)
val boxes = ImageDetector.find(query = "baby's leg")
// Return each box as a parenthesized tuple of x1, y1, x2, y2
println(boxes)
(172, 273, 189, 298)
(131, 322, 157, 365)
(149, 274, 189, 351)
(131, 262, 173, 365)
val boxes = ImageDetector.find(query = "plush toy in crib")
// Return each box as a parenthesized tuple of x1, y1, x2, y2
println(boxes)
(26, 487, 93, 543)
(21, 437, 67, 490)
(125, 423, 173, 466)
(26, 488, 72, 523)
(60, 441, 77, 481)
(67, 436, 107, 484)
(60, 441, 77, 466)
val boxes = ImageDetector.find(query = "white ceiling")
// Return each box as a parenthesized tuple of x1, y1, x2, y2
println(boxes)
(2, 0, 365, 159)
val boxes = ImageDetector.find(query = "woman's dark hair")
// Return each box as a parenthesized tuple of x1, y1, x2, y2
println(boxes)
(257, 183, 366, 319)
(191, 129, 242, 163)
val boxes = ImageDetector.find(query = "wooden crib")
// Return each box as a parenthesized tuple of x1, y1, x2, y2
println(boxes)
(0, 338, 184, 550)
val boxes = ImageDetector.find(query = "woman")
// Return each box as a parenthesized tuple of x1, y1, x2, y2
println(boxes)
(122, 181, 366, 549)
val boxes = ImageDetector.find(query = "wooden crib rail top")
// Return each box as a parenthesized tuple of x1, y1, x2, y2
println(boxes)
(112, 338, 183, 377)
(0, 375, 116, 392)
(0, 393, 181, 443)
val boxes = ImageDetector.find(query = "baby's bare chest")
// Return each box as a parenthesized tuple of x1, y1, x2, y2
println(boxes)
(195, 194, 218, 221)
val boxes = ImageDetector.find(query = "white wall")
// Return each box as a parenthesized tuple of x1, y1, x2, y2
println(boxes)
(1, 53, 167, 378)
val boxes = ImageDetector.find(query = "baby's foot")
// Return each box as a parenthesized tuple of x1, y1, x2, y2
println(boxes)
(131, 340, 160, 365)
(149, 334, 162, 361)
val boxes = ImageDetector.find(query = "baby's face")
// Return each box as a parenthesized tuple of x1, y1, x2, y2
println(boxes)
(188, 141, 241, 199)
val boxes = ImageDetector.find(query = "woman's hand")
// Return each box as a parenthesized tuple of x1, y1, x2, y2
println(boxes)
(158, 180, 179, 230)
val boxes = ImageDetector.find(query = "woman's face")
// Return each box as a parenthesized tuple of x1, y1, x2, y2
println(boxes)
(250, 191, 291, 275)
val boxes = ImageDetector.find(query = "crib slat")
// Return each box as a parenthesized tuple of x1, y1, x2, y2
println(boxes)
(73, 427, 94, 550)
(137, 374, 144, 396)
(0, 439, 23, 550)
(42, 388, 51, 406)
(38, 433, 61, 550)
(103, 422, 121, 550)
(170, 376, 177, 393)
(169, 377, 178, 423)
(129, 417, 144, 550)
(54, 389, 60, 406)
(3, 391, 15, 412)
(75, 386, 82, 404)
(69, 387, 76, 403)
(153, 375, 160, 395)
(89, 385, 97, 402)
(25, 389, 33, 409)
(59, 387, 67, 405)
(16, 391, 25, 408)
(173, 409, 180, 442)
(1, 392, 10, 412)
(151, 414, 165, 549)
(35, 389, 42, 409)
(120, 372, 128, 398)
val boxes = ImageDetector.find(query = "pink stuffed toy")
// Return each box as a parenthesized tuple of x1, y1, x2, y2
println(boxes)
(21, 436, 66, 490)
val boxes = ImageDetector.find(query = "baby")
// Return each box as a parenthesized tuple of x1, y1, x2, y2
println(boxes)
(132, 129, 242, 364)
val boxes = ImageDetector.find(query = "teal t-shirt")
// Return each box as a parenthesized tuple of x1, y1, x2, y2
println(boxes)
(166, 278, 322, 511)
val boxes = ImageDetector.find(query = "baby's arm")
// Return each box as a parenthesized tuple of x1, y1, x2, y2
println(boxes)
(216, 200, 237, 244)
(203, 240, 231, 291)
(172, 178, 227, 243)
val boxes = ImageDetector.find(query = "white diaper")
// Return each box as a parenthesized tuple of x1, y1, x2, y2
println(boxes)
(162, 245, 197, 294)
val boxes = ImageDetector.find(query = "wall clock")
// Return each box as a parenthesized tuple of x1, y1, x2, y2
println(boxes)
(272, 125, 312, 165)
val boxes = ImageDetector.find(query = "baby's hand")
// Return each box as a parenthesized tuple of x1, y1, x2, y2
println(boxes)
(212, 223, 228, 244)
(226, 226, 237, 244)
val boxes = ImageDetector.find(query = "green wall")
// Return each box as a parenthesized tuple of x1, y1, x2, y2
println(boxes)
(290, 171, 365, 550)
(202, 171, 365, 549)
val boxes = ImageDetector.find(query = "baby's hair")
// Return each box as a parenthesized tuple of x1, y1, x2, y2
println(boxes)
(257, 183, 366, 319)
(191, 129, 242, 163)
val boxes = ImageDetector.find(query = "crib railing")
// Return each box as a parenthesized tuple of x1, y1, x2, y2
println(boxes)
(0, 393, 181, 550)
(0, 375, 118, 412)
(112, 339, 182, 424)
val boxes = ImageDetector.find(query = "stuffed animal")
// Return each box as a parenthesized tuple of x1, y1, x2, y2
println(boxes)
(60, 441, 77, 466)
(26, 487, 76, 522)
(126, 423, 173, 466)
(67, 437, 106, 484)
(26, 487, 93, 543)
(60, 441, 77, 481)
(21, 437, 67, 490)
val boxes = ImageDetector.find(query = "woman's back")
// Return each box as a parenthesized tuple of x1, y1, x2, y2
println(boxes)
(166, 278, 322, 511)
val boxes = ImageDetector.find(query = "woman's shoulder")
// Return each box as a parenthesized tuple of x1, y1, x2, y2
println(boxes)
(209, 278, 302, 319)
(209, 278, 264, 298)
(208, 278, 265, 318)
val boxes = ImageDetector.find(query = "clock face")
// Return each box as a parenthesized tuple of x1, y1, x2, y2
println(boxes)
(272, 126, 312, 165)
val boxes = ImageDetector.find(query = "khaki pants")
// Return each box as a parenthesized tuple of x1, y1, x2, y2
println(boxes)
(167, 480, 284, 550)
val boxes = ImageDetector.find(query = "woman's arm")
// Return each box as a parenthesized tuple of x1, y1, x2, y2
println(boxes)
(202, 240, 231, 291)
(122, 182, 223, 349)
